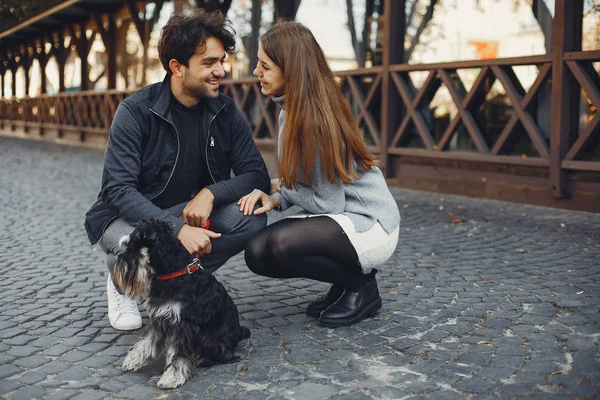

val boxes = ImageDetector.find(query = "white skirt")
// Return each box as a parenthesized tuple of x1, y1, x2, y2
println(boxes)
(284, 213, 399, 273)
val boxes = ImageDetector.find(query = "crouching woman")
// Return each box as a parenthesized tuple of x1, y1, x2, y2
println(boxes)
(239, 21, 400, 328)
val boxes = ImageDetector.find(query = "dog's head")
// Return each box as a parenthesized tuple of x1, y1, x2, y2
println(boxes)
(113, 219, 181, 299)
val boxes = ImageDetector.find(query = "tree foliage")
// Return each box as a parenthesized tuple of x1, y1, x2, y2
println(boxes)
(0, 0, 64, 33)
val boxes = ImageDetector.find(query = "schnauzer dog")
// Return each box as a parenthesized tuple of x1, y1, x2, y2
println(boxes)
(113, 218, 250, 389)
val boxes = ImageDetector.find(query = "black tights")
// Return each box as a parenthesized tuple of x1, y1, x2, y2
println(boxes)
(245, 217, 370, 290)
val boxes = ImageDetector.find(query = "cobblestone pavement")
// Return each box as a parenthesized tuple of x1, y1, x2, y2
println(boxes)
(0, 136, 599, 400)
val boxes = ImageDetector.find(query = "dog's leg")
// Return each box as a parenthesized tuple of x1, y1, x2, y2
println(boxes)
(157, 343, 191, 389)
(122, 328, 164, 372)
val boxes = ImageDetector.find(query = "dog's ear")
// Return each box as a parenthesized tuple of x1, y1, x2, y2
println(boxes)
(135, 220, 160, 245)
(113, 241, 151, 299)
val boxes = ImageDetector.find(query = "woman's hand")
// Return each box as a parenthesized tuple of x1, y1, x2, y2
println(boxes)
(270, 178, 281, 194)
(238, 189, 281, 215)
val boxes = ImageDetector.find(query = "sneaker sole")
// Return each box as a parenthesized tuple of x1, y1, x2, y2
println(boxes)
(318, 297, 382, 328)
(109, 318, 142, 331)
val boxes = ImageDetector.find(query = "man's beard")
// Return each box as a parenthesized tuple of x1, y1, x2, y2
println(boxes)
(182, 71, 219, 100)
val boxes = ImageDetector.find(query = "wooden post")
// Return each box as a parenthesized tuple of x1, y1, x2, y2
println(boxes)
(39, 41, 49, 95)
(108, 14, 117, 89)
(0, 53, 6, 98)
(78, 24, 90, 91)
(54, 32, 67, 93)
(549, 0, 583, 198)
(380, 0, 405, 177)
(10, 64, 17, 98)
(22, 47, 31, 96)
(248, 0, 261, 76)
(273, 0, 302, 20)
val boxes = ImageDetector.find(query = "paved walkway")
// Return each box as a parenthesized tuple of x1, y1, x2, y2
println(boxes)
(0, 136, 599, 400)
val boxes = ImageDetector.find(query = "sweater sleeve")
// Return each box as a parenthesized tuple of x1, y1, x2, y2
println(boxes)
(277, 152, 345, 214)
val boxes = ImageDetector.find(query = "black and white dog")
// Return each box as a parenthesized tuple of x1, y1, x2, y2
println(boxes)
(113, 219, 250, 389)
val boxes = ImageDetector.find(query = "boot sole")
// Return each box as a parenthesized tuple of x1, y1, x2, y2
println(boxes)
(318, 297, 382, 328)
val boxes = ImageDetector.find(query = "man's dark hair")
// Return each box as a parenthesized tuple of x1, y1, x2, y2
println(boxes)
(158, 10, 236, 74)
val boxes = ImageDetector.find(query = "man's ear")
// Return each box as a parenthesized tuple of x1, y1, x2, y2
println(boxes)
(169, 59, 184, 77)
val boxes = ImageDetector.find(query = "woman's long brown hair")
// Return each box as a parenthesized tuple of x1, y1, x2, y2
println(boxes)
(261, 21, 377, 189)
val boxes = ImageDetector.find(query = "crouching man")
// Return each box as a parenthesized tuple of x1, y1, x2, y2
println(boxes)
(84, 11, 269, 330)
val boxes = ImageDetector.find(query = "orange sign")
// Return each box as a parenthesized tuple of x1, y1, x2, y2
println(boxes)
(468, 41, 499, 60)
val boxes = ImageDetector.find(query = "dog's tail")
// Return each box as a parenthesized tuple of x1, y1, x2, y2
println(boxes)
(240, 326, 251, 340)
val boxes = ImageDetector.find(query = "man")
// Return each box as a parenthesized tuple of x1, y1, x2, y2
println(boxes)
(84, 11, 270, 330)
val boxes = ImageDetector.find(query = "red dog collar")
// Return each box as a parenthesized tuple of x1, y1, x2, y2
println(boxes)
(157, 258, 203, 281)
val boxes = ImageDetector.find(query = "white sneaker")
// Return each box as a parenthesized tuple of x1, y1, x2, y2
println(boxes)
(106, 276, 142, 330)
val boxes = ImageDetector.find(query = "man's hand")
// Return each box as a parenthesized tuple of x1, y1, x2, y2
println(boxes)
(238, 189, 281, 215)
(177, 224, 221, 256)
(182, 188, 214, 228)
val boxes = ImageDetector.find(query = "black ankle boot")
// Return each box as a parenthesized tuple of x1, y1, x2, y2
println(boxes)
(306, 284, 345, 317)
(318, 273, 381, 328)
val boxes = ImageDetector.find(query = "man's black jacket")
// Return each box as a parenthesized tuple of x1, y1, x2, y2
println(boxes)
(84, 76, 270, 245)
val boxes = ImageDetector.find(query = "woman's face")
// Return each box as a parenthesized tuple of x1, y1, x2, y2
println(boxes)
(253, 46, 285, 96)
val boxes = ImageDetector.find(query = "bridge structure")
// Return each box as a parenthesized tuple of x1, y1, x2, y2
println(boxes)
(0, 0, 598, 212)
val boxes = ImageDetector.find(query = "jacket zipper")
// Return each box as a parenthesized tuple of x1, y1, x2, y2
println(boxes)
(93, 108, 182, 246)
(205, 104, 225, 184)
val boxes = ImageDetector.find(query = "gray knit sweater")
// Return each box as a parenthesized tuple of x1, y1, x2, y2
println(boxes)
(271, 95, 400, 233)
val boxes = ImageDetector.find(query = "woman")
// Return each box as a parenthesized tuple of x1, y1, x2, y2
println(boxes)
(239, 21, 400, 328)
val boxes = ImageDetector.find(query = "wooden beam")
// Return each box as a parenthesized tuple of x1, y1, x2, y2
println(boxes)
(125, 0, 145, 40)
(0, 0, 81, 40)
(549, 0, 583, 197)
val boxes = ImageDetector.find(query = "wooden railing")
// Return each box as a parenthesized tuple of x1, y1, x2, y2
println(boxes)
(562, 50, 600, 172)
(387, 55, 554, 167)
(0, 89, 134, 144)
(1, 53, 599, 210)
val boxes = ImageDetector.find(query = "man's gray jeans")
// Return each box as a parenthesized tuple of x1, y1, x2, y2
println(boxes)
(99, 201, 267, 289)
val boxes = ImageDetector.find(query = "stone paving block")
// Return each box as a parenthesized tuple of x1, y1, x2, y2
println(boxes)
(39, 345, 73, 357)
(96, 345, 129, 358)
(11, 370, 47, 385)
(38, 361, 72, 375)
(0, 354, 15, 365)
(12, 355, 51, 369)
(9, 384, 46, 400)
(41, 389, 81, 400)
(0, 327, 27, 339)
(116, 384, 163, 399)
(70, 391, 108, 400)
(55, 336, 90, 347)
(7, 345, 40, 357)
(330, 391, 373, 400)
(0, 378, 23, 395)
(54, 366, 95, 382)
